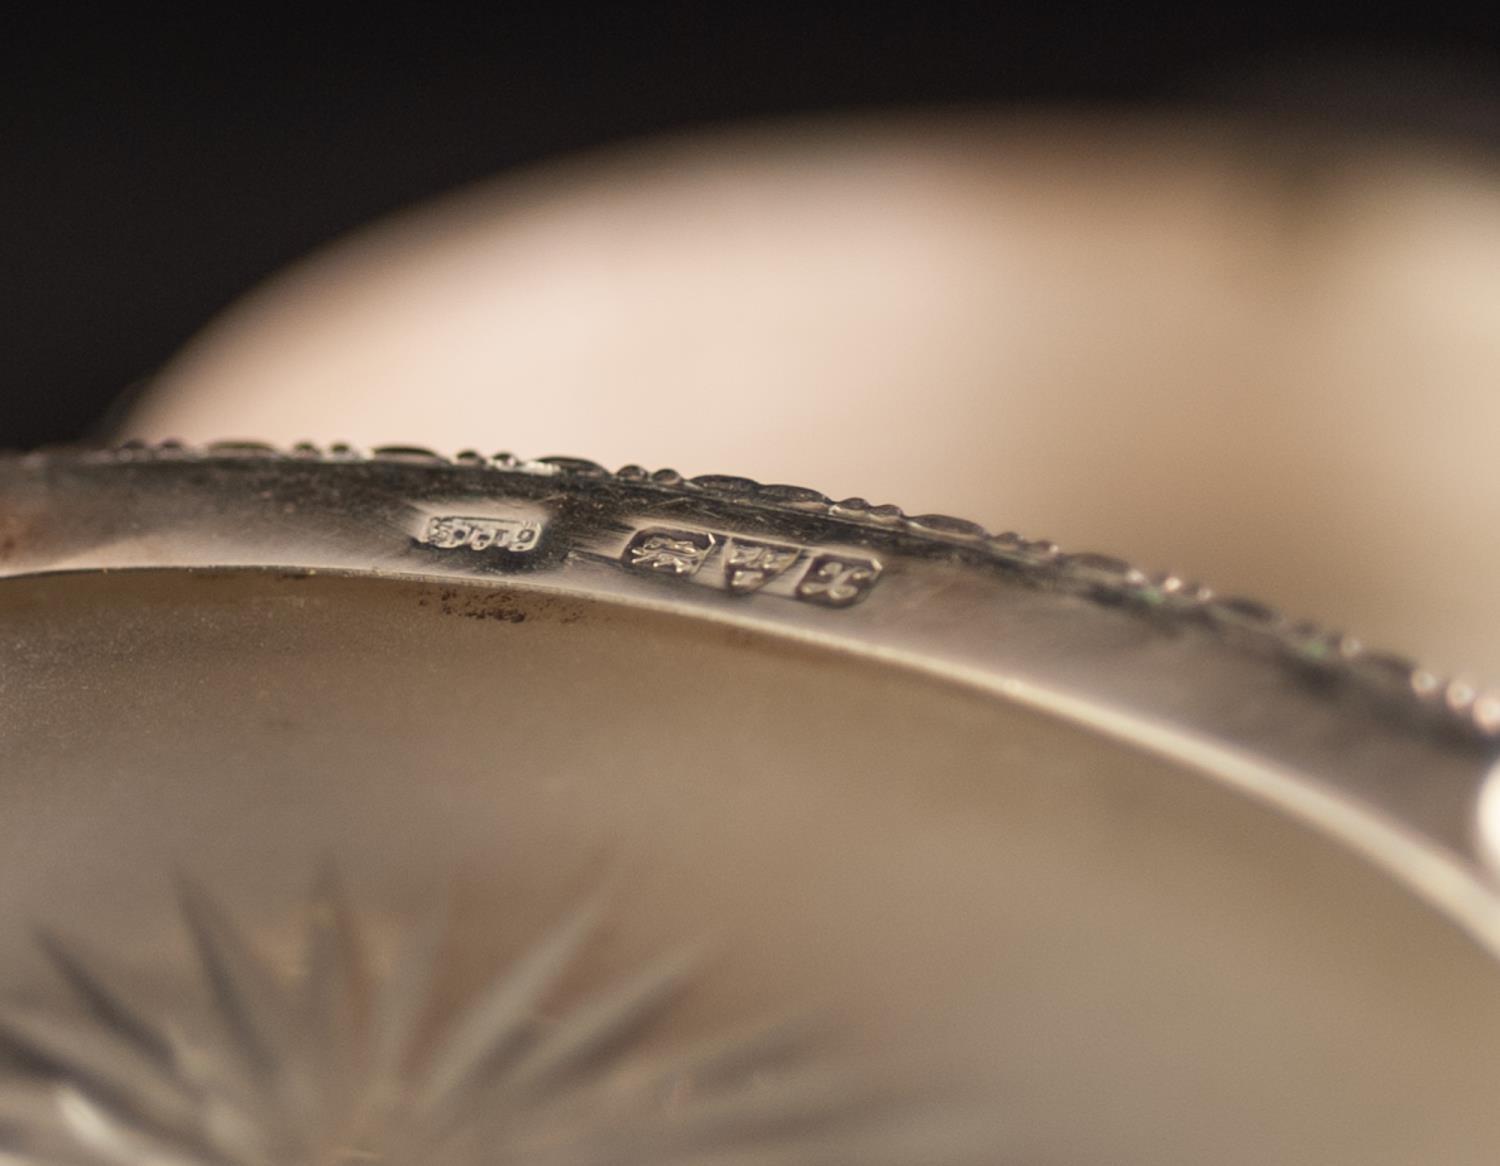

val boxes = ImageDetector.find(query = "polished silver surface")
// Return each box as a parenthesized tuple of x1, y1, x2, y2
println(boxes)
(2, 443, 1500, 1163)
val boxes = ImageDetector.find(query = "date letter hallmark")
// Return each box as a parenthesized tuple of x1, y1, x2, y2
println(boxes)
(421, 515, 542, 553)
(796, 554, 883, 607)
(723, 539, 800, 593)
(625, 528, 717, 577)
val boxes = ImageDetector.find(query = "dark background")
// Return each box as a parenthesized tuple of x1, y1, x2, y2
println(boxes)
(7, 7, 1500, 448)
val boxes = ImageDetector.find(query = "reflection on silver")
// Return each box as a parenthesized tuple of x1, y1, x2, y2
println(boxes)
(0, 874, 970, 1166)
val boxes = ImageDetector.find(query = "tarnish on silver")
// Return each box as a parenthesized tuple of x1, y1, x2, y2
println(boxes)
(0, 875, 963, 1166)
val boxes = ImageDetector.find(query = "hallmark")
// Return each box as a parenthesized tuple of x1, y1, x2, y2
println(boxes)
(625, 528, 718, 576)
(723, 539, 801, 593)
(617, 525, 881, 607)
(421, 514, 542, 553)
(796, 554, 882, 607)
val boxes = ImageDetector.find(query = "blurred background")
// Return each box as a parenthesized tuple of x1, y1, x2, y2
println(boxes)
(9, 7, 1500, 673)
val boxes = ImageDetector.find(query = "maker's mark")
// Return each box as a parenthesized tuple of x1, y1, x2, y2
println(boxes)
(419, 514, 542, 554)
